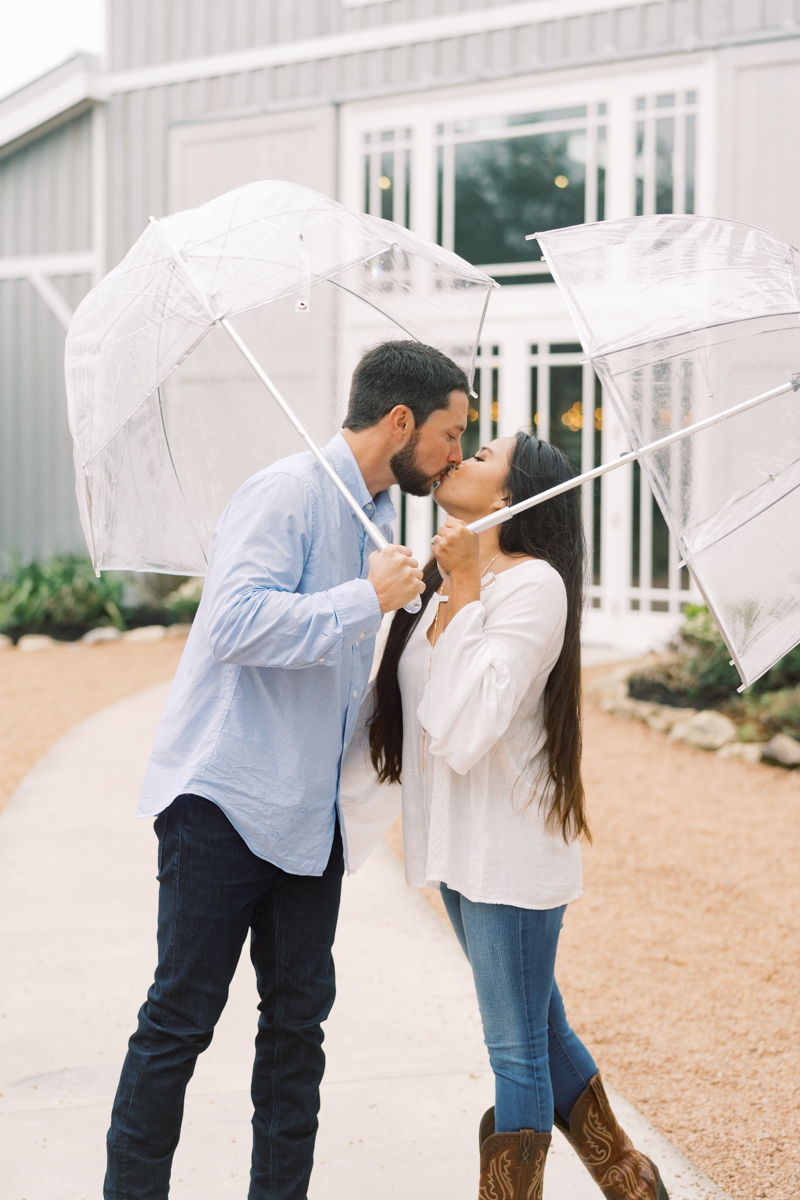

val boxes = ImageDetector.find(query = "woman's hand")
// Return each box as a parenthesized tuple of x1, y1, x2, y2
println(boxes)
(433, 517, 480, 582)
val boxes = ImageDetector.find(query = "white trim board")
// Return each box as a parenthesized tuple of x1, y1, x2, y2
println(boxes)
(0, 68, 103, 153)
(103, 0, 658, 95)
(0, 253, 98, 279)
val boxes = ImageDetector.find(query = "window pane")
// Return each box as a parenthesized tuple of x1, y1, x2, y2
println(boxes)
(404, 148, 412, 229)
(454, 131, 586, 264)
(631, 460, 641, 588)
(655, 117, 674, 214)
(491, 367, 499, 439)
(635, 121, 645, 216)
(651, 494, 670, 589)
(685, 114, 696, 215)
(597, 126, 606, 221)
(463, 373, 481, 460)
(530, 366, 538, 429)
(551, 342, 582, 353)
(436, 145, 444, 246)
(549, 364, 583, 471)
(380, 151, 394, 221)
(364, 155, 371, 214)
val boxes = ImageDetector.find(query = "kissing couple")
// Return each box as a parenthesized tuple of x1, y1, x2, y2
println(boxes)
(104, 341, 668, 1200)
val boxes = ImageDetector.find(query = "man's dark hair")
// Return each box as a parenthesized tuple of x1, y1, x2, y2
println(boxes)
(343, 340, 469, 431)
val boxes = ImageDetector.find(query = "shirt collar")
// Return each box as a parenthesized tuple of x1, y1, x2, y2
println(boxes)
(325, 433, 396, 528)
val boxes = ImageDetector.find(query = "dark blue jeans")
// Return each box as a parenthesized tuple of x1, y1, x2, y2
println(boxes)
(105, 794, 344, 1200)
(440, 884, 597, 1135)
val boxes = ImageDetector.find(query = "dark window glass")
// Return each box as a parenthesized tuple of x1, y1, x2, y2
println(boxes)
(655, 117, 674, 214)
(685, 114, 695, 215)
(549, 364, 583, 471)
(597, 126, 606, 221)
(491, 367, 499, 439)
(462, 373, 481, 461)
(436, 145, 444, 246)
(550, 342, 582, 353)
(656, 93, 675, 108)
(651, 493, 670, 588)
(530, 365, 538, 431)
(631, 460, 641, 587)
(635, 121, 645, 216)
(380, 151, 394, 221)
(454, 131, 586, 264)
(404, 148, 412, 229)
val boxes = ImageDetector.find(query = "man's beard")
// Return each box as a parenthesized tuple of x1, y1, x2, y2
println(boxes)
(389, 430, 435, 496)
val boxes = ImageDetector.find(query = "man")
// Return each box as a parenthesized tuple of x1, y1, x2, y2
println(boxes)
(105, 340, 469, 1200)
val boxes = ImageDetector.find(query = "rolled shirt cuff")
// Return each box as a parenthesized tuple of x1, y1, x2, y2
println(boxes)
(330, 578, 383, 648)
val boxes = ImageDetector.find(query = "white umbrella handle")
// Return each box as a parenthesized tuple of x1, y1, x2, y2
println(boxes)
(466, 374, 800, 536)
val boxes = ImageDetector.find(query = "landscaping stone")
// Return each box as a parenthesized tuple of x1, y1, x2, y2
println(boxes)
(646, 707, 695, 734)
(670, 710, 737, 751)
(0, 633, 13, 650)
(16, 634, 58, 653)
(81, 626, 122, 645)
(761, 733, 800, 767)
(717, 742, 763, 764)
(122, 625, 166, 643)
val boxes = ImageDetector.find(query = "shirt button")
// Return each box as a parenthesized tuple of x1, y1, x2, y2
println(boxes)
(359, 632, 365, 639)
(318, 657, 326, 662)
(353, 690, 358, 698)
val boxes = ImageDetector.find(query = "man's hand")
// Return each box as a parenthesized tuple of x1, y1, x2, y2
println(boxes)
(368, 545, 424, 614)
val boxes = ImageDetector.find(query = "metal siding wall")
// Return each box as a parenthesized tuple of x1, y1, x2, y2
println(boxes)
(0, 113, 92, 257)
(0, 276, 89, 562)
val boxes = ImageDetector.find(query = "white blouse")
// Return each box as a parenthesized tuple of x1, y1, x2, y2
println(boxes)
(339, 558, 583, 910)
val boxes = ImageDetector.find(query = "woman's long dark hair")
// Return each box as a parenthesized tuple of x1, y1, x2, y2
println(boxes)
(369, 431, 590, 843)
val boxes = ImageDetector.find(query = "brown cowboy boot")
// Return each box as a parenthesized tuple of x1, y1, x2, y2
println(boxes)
(479, 1073, 668, 1200)
(554, 1074, 668, 1200)
(478, 1119, 550, 1200)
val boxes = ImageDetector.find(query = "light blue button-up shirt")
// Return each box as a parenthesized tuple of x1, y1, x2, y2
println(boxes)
(138, 434, 394, 876)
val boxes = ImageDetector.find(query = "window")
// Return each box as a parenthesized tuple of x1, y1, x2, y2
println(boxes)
(363, 128, 413, 226)
(435, 104, 607, 284)
(634, 91, 697, 216)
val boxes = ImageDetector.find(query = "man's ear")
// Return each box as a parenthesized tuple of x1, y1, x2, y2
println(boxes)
(387, 405, 416, 443)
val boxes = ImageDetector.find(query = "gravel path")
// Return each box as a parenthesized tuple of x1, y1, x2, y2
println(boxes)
(1, 642, 794, 1198)
(0, 638, 186, 814)
(560, 667, 800, 1200)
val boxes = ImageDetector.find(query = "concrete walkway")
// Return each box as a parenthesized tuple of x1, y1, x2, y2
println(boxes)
(0, 684, 730, 1199)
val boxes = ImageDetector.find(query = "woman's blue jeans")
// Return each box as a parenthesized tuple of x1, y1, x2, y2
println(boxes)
(440, 884, 597, 1135)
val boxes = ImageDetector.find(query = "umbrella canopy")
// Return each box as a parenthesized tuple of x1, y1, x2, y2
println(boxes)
(537, 214, 800, 688)
(65, 181, 493, 575)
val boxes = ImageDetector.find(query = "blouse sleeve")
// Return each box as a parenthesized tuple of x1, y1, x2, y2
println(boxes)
(417, 564, 567, 775)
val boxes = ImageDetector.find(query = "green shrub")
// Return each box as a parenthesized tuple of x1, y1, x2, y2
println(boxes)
(628, 604, 800, 707)
(164, 577, 203, 624)
(0, 555, 125, 634)
(742, 688, 800, 740)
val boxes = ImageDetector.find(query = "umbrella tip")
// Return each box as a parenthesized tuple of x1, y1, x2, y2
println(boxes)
(147, 214, 157, 225)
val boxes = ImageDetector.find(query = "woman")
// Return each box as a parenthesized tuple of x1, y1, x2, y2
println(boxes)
(367, 432, 668, 1200)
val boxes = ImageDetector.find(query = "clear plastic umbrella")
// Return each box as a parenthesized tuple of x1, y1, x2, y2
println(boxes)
(468, 215, 800, 689)
(65, 181, 493, 581)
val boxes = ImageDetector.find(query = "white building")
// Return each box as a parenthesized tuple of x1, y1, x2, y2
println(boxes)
(2, 0, 799, 649)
